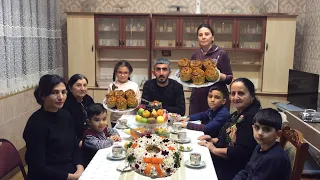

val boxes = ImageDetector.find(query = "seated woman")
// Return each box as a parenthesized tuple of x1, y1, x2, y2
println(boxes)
(63, 74, 94, 145)
(23, 75, 84, 180)
(198, 78, 261, 180)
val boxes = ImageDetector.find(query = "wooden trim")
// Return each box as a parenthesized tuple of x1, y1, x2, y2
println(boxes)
(0, 87, 34, 101)
(67, 12, 297, 18)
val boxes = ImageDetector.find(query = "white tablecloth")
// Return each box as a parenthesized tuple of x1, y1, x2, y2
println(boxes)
(79, 115, 218, 180)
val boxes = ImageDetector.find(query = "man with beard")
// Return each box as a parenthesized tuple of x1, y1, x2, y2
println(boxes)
(142, 58, 185, 116)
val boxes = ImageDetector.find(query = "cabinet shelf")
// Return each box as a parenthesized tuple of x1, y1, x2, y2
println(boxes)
(98, 58, 148, 62)
(231, 63, 261, 67)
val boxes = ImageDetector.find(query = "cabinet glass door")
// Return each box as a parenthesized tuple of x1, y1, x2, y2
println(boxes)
(181, 18, 207, 48)
(96, 17, 120, 47)
(124, 18, 148, 47)
(211, 19, 234, 49)
(238, 19, 264, 50)
(154, 18, 177, 48)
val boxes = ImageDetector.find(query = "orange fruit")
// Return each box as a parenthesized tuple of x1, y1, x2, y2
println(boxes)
(157, 109, 164, 116)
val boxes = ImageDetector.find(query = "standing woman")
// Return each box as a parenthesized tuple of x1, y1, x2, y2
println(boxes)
(197, 78, 261, 180)
(190, 23, 233, 114)
(23, 75, 84, 180)
(63, 74, 94, 145)
(108, 60, 141, 127)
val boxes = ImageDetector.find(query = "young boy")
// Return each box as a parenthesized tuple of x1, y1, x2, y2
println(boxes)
(233, 108, 291, 180)
(180, 85, 230, 137)
(82, 103, 122, 166)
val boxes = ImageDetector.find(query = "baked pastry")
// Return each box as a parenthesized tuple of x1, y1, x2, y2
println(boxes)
(180, 67, 193, 82)
(125, 89, 136, 98)
(192, 68, 205, 85)
(114, 90, 125, 98)
(205, 68, 219, 82)
(177, 58, 190, 69)
(106, 96, 117, 108)
(127, 97, 138, 108)
(116, 96, 127, 110)
(106, 91, 114, 98)
(190, 60, 202, 70)
(203, 58, 217, 70)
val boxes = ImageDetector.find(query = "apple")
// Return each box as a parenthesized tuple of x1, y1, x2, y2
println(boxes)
(141, 118, 148, 123)
(163, 113, 168, 121)
(156, 116, 165, 123)
(136, 115, 142, 122)
(138, 108, 144, 116)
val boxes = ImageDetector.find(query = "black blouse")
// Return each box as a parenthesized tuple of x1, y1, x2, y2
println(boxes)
(213, 100, 261, 180)
(23, 108, 83, 180)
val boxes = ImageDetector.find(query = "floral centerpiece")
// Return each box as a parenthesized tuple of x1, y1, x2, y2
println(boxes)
(125, 134, 182, 178)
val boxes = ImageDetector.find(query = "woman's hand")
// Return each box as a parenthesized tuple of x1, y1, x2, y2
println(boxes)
(110, 135, 122, 142)
(219, 73, 226, 81)
(78, 140, 83, 148)
(198, 141, 216, 151)
(197, 135, 212, 141)
(67, 165, 84, 180)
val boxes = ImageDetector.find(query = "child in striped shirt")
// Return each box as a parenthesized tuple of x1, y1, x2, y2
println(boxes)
(180, 85, 230, 137)
(82, 103, 121, 166)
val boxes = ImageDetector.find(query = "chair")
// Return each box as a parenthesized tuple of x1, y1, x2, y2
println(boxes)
(280, 126, 309, 180)
(0, 139, 27, 179)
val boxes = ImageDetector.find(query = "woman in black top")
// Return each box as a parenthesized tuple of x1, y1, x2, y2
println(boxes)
(23, 75, 84, 180)
(198, 78, 261, 180)
(63, 74, 94, 145)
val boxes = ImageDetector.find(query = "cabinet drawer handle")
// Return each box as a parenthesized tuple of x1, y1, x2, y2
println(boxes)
(119, 40, 121, 46)
(266, 43, 268, 51)
(91, 45, 94, 52)
(186, 97, 190, 100)
(176, 41, 178, 47)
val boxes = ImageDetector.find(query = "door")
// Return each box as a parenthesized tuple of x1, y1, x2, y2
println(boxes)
(67, 14, 95, 86)
(95, 16, 121, 48)
(210, 18, 235, 50)
(123, 16, 149, 48)
(153, 17, 179, 49)
(180, 17, 207, 49)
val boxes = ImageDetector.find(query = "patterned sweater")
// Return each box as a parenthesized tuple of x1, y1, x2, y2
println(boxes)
(83, 127, 119, 151)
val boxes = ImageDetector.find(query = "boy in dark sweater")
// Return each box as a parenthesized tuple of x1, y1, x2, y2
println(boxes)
(233, 108, 291, 180)
(180, 85, 230, 137)
(82, 103, 121, 166)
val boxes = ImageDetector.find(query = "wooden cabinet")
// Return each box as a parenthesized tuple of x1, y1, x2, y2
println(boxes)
(67, 14, 95, 86)
(67, 12, 296, 95)
(152, 15, 207, 49)
(262, 17, 296, 93)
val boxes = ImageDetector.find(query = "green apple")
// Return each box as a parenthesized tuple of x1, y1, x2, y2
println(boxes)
(138, 108, 144, 116)
(141, 118, 148, 123)
(136, 115, 143, 122)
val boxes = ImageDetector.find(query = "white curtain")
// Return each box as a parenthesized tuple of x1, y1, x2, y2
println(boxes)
(0, 0, 62, 96)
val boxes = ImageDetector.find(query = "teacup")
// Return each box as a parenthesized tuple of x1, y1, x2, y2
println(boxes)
(112, 145, 124, 158)
(177, 131, 187, 141)
(118, 119, 127, 127)
(190, 152, 201, 166)
(172, 122, 182, 132)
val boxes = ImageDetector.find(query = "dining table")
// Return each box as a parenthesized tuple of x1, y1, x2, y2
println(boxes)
(79, 115, 218, 180)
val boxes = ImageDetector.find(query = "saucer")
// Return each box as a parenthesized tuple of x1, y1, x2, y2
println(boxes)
(115, 124, 128, 129)
(107, 153, 126, 160)
(185, 160, 206, 168)
(174, 137, 191, 144)
(179, 145, 193, 152)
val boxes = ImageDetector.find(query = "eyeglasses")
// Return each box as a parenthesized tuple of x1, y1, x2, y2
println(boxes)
(117, 71, 129, 75)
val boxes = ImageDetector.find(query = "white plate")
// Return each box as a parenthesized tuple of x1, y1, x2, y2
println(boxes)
(175, 69, 220, 88)
(103, 97, 137, 113)
(107, 153, 126, 160)
(115, 124, 128, 129)
(185, 160, 206, 168)
(174, 137, 191, 144)
(179, 146, 193, 152)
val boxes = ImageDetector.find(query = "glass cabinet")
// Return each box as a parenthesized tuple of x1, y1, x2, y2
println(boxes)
(95, 15, 149, 49)
(152, 16, 207, 49)
(237, 19, 265, 51)
(210, 19, 234, 50)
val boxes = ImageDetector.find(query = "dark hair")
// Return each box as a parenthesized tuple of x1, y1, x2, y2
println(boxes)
(34, 74, 66, 105)
(87, 103, 107, 120)
(208, 84, 229, 99)
(113, 60, 133, 81)
(67, 74, 88, 92)
(197, 24, 215, 36)
(253, 108, 282, 130)
(230, 77, 261, 106)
